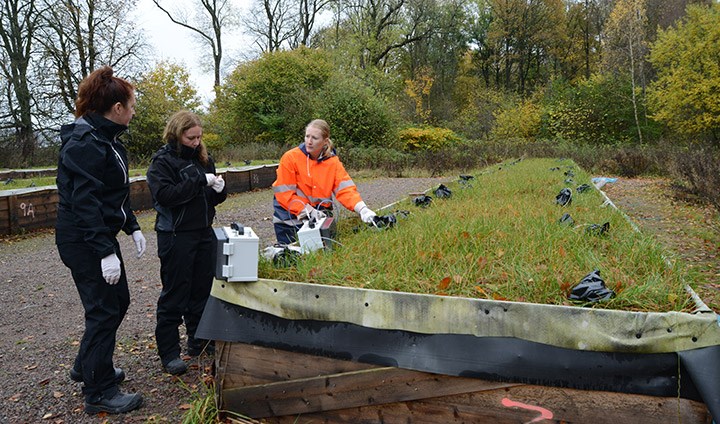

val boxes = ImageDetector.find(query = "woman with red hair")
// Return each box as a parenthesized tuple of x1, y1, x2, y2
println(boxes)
(56, 66, 145, 415)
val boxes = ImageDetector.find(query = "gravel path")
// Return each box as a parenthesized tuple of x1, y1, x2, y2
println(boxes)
(0, 177, 449, 423)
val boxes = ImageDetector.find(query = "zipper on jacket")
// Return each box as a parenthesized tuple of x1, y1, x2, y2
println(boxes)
(173, 207, 186, 235)
(111, 135, 130, 228)
(120, 194, 129, 229)
(180, 163, 194, 175)
(111, 136, 129, 184)
(90, 131, 130, 229)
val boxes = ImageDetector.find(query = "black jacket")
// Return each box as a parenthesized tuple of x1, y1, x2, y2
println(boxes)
(55, 113, 141, 258)
(146, 143, 227, 233)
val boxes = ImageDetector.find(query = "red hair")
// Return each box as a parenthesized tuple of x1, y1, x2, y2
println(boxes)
(74, 66, 134, 118)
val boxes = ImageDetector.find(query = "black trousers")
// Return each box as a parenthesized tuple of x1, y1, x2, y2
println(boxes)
(57, 239, 128, 402)
(274, 207, 333, 245)
(155, 228, 213, 364)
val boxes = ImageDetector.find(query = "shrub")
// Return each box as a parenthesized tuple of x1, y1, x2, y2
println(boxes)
(413, 139, 489, 175)
(481, 137, 670, 177)
(490, 99, 542, 141)
(218, 142, 288, 164)
(612, 147, 656, 177)
(398, 126, 462, 152)
(670, 144, 720, 211)
(539, 75, 662, 144)
(313, 75, 400, 149)
(211, 47, 332, 145)
(340, 147, 411, 177)
(130, 62, 202, 161)
(201, 132, 224, 152)
(647, 3, 720, 141)
(450, 55, 509, 140)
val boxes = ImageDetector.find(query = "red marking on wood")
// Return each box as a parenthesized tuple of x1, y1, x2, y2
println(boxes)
(502, 397, 554, 423)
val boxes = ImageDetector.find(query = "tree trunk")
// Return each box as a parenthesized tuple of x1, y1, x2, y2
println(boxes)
(628, 38, 643, 144)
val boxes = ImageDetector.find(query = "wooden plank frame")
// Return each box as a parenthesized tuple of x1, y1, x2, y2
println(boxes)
(216, 342, 712, 424)
(0, 165, 279, 235)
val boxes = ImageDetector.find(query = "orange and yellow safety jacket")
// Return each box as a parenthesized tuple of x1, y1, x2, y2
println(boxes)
(272, 144, 363, 226)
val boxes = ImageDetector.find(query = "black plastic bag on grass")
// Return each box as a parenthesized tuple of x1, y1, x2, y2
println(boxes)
(576, 183, 592, 193)
(371, 214, 397, 229)
(556, 188, 572, 206)
(434, 184, 452, 199)
(459, 175, 474, 188)
(394, 209, 411, 219)
(269, 245, 300, 268)
(352, 211, 401, 233)
(414, 195, 433, 207)
(558, 213, 574, 226)
(586, 222, 610, 236)
(569, 269, 615, 302)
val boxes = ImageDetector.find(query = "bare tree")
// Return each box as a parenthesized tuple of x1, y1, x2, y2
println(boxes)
(36, 0, 148, 117)
(298, 0, 334, 46)
(566, 0, 610, 80)
(152, 0, 235, 88)
(245, 0, 298, 52)
(0, 0, 39, 162)
(341, 0, 432, 69)
(605, 0, 648, 143)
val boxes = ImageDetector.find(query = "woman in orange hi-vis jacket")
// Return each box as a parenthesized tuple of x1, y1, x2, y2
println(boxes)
(272, 119, 377, 244)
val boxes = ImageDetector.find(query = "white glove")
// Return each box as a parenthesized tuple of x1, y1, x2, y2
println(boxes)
(131, 230, 146, 258)
(205, 173, 217, 186)
(359, 206, 377, 224)
(211, 175, 225, 193)
(101, 253, 121, 285)
(298, 204, 326, 221)
(354, 201, 377, 224)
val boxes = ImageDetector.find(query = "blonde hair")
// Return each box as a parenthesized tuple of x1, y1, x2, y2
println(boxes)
(163, 110, 208, 166)
(307, 119, 334, 152)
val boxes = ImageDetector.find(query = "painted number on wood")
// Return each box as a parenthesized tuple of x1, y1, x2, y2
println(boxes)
(501, 397, 553, 423)
(20, 202, 35, 219)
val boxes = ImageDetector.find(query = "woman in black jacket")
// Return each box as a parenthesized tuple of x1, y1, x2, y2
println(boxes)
(55, 66, 145, 415)
(146, 110, 227, 375)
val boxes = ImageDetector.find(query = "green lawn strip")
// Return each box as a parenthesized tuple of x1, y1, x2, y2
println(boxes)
(260, 158, 692, 313)
(1, 176, 56, 189)
(0, 160, 279, 190)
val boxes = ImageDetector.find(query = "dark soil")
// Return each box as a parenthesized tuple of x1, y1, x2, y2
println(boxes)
(0, 175, 718, 423)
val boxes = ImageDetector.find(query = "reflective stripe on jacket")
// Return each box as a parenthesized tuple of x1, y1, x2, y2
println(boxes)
(272, 143, 362, 225)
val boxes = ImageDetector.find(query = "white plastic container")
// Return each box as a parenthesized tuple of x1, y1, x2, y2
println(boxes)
(297, 219, 325, 254)
(215, 226, 259, 282)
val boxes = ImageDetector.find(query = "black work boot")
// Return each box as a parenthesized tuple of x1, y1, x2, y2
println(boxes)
(84, 390, 143, 414)
(70, 367, 125, 384)
(162, 357, 188, 375)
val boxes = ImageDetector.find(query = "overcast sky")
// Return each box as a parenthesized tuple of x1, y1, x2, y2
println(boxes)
(134, 0, 253, 105)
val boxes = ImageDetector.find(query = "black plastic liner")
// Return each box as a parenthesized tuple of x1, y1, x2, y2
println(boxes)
(198, 296, 719, 418)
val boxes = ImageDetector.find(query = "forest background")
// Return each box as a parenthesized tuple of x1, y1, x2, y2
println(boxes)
(1, 0, 719, 212)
